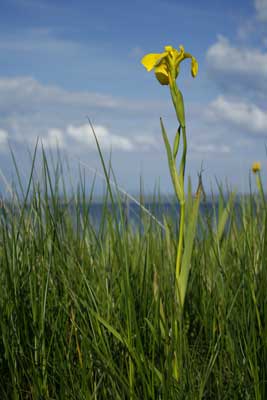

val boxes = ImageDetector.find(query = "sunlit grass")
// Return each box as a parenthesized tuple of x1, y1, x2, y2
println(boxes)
(0, 149, 267, 399)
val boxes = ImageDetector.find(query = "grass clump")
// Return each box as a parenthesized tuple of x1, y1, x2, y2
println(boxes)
(0, 151, 267, 399)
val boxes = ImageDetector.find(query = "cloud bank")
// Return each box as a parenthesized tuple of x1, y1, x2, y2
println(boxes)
(206, 36, 267, 97)
(0, 76, 160, 154)
(206, 96, 267, 136)
(206, 36, 267, 77)
(255, 0, 267, 21)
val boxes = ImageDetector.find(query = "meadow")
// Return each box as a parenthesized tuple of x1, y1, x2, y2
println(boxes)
(0, 147, 267, 399)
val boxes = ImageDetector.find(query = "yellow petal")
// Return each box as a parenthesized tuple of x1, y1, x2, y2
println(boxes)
(191, 57, 198, 78)
(154, 63, 169, 85)
(177, 45, 185, 62)
(141, 53, 165, 71)
(164, 45, 173, 52)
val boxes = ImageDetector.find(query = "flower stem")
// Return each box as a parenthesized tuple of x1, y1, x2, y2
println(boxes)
(169, 79, 187, 304)
(176, 199, 185, 285)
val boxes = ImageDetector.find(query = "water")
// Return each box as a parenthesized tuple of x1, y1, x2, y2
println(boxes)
(80, 201, 215, 231)
(77, 200, 247, 238)
(0, 198, 246, 235)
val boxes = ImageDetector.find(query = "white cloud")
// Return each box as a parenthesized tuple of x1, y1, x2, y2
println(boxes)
(0, 77, 121, 111)
(41, 129, 65, 149)
(0, 129, 8, 150)
(255, 0, 267, 21)
(133, 135, 158, 149)
(0, 76, 166, 114)
(192, 143, 230, 154)
(67, 124, 134, 151)
(33, 123, 157, 153)
(206, 36, 267, 78)
(10, 119, 158, 154)
(0, 76, 165, 155)
(206, 96, 267, 135)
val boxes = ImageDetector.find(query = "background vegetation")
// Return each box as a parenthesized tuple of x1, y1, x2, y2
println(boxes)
(0, 150, 266, 399)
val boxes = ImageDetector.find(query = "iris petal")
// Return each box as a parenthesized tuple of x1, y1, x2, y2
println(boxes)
(191, 57, 198, 78)
(154, 64, 169, 85)
(164, 45, 173, 52)
(141, 53, 166, 71)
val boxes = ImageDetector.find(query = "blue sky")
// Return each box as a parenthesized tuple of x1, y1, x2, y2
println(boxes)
(0, 0, 267, 196)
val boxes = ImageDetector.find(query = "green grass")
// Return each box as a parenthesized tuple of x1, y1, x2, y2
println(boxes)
(0, 151, 267, 399)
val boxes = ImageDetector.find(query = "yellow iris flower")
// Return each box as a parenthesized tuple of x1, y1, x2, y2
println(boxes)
(141, 45, 198, 85)
(252, 161, 261, 173)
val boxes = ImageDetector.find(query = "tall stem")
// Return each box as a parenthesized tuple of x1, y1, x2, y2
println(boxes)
(169, 78, 187, 301)
(176, 126, 187, 286)
(180, 126, 187, 179)
(176, 199, 185, 284)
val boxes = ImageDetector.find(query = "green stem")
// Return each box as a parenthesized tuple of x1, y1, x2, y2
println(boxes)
(179, 126, 187, 179)
(169, 74, 185, 129)
(176, 199, 185, 286)
(177, 127, 187, 287)
(169, 78, 187, 300)
(256, 173, 265, 206)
